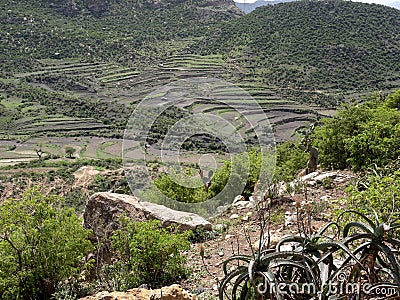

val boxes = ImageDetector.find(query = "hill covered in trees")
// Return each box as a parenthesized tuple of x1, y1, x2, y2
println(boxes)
(0, 0, 242, 74)
(196, 0, 400, 102)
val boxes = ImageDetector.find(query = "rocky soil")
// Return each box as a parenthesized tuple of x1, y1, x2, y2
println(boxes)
(180, 170, 354, 299)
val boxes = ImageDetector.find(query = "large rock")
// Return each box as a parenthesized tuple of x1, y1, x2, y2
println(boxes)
(79, 284, 197, 300)
(83, 192, 211, 237)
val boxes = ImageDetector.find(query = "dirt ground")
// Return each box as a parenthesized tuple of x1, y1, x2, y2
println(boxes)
(181, 172, 353, 299)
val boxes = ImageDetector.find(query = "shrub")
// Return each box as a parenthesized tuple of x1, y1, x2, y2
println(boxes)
(313, 90, 400, 171)
(343, 169, 400, 223)
(209, 148, 264, 200)
(274, 141, 308, 181)
(0, 188, 93, 300)
(154, 169, 207, 203)
(154, 148, 266, 203)
(109, 219, 191, 289)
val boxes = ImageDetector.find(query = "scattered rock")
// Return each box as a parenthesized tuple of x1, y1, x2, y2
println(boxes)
(233, 195, 245, 204)
(253, 234, 282, 251)
(313, 172, 338, 183)
(242, 215, 250, 221)
(284, 211, 297, 227)
(79, 284, 197, 300)
(300, 171, 319, 182)
(214, 223, 226, 232)
(229, 214, 239, 219)
(232, 200, 249, 209)
(195, 286, 205, 295)
(83, 192, 211, 238)
(225, 234, 235, 240)
(320, 195, 332, 201)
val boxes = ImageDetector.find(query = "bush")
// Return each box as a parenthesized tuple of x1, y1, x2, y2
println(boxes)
(209, 148, 264, 200)
(108, 219, 191, 289)
(313, 90, 400, 171)
(343, 168, 400, 223)
(274, 141, 308, 181)
(154, 169, 207, 203)
(0, 188, 93, 299)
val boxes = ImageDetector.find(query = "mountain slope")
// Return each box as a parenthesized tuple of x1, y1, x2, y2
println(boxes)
(0, 0, 242, 74)
(195, 0, 400, 103)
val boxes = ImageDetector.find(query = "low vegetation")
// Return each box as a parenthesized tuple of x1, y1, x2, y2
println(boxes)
(219, 209, 400, 299)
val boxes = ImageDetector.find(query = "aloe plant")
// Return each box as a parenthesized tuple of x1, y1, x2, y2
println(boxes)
(219, 249, 321, 300)
(218, 210, 400, 300)
(339, 211, 400, 287)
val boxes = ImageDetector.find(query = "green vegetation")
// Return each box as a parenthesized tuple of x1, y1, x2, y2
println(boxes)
(153, 148, 264, 203)
(274, 141, 308, 181)
(0, 188, 93, 299)
(197, 0, 400, 104)
(109, 218, 191, 289)
(65, 146, 76, 158)
(343, 165, 400, 223)
(313, 90, 400, 171)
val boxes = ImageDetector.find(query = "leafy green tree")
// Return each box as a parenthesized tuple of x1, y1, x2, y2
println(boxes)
(209, 148, 263, 200)
(154, 169, 207, 203)
(0, 188, 93, 299)
(313, 90, 400, 170)
(65, 146, 76, 158)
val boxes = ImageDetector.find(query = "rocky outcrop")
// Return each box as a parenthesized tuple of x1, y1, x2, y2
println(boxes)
(79, 284, 197, 300)
(83, 192, 211, 237)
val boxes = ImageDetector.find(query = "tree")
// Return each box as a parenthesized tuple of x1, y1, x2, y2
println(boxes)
(35, 144, 43, 160)
(313, 90, 400, 170)
(0, 188, 93, 299)
(65, 146, 76, 158)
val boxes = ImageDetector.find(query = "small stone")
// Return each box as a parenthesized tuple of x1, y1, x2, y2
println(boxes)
(320, 195, 332, 201)
(214, 223, 226, 231)
(230, 214, 239, 219)
(233, 201, 249, 209)
(218, 251, 224, 257)
(225, 234, 235, 240)
(196, 286, 205, 295)
(246, 201, 255, 209)
(212, 284, 218, 291)
(242, 215, 249, 221)
(233, 195, 245, 204)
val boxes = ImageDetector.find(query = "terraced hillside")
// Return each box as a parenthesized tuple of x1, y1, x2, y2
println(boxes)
(0, 51, 336, 165)
(3, 0, 400, 166)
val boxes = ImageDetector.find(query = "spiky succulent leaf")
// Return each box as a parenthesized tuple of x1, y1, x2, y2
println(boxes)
(343, 221, 374, 237)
